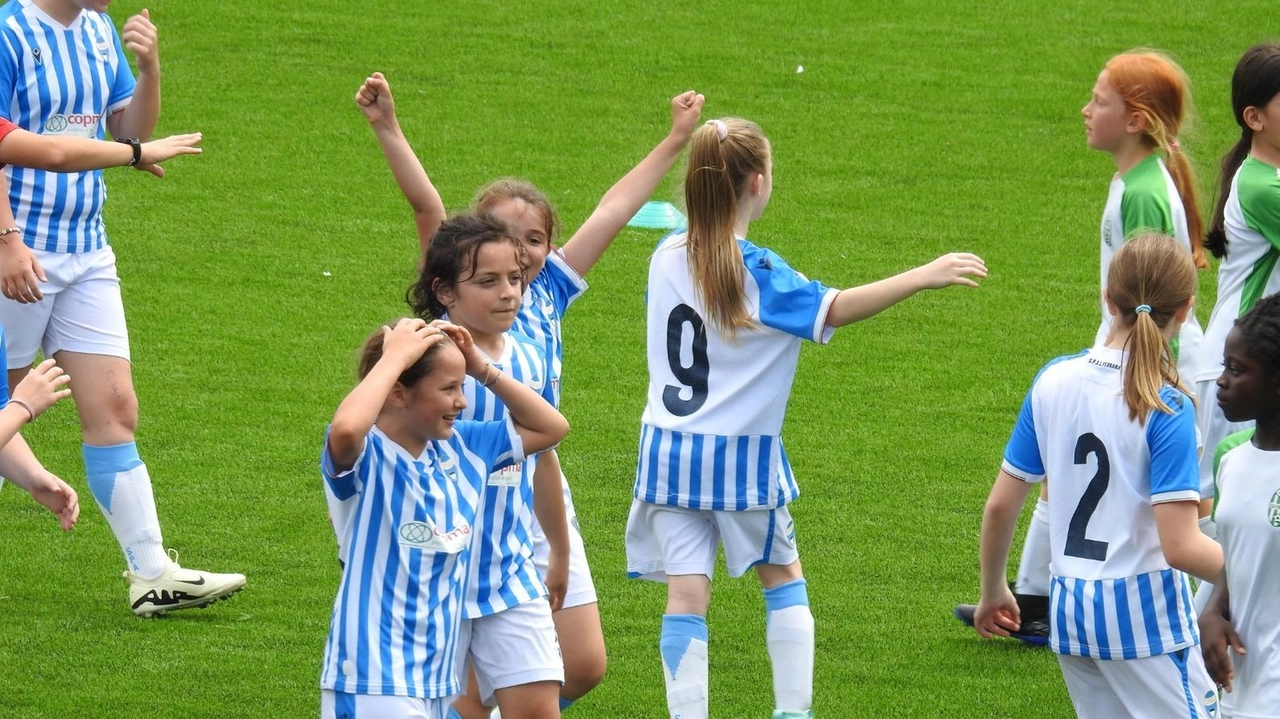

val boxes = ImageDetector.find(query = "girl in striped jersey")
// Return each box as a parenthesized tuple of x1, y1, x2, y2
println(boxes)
(976, 235, 1222, 718)
(974, 49, 1213, 644)
(1195, 44, 1280, 576)
(321, 318, 568, 719)
(631, 117, 985, 719)
(357, 73, 705, 712)
(407, 213, 569, 719)
(1199, 294, 1280, 718)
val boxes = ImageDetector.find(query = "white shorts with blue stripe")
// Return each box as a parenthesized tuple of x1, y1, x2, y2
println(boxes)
(1057, 648, 1218, 719)
(624, 499, 798, 581)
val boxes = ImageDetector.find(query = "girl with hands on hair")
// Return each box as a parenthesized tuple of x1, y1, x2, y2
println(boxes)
(321, 315, 568, 719)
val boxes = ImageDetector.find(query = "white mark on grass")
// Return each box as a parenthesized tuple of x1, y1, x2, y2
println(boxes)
(322, 271, 331, 277)
(796, 65, 804, 73)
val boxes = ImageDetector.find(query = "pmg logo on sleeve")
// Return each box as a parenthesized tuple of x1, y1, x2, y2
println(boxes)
(43, 113, 101, 138)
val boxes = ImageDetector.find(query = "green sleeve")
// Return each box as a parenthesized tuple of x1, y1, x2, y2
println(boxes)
(1120, 187, 1174, 240)
(1239, 159, 1280, 251)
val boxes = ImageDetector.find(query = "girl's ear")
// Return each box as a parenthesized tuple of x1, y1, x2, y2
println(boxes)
(1126, 109, 1148, 136)
(386, 382, 409, 409)
(1174, 295, 1195, 324)
(1103, 289, 1119, 319)
(749, 172, 764, 196)
(1243, 105, 1265, 133)
(433, 277, 454, 310)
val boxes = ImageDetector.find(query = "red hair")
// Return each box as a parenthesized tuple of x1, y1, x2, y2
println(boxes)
(1104, 51, 1207, 269)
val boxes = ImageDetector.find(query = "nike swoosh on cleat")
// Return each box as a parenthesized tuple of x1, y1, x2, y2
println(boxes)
(176, 577, 207, 586)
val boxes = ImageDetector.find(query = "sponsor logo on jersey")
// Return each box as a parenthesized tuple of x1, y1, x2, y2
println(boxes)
(44, 113, 100, 138)
(398, 518, 471, 553)
(1102, 217, 1114, 248)
(1268, 489, 1280, 528)
(487, 461, 524, 487)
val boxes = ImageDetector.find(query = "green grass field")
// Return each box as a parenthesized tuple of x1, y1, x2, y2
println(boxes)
(0, 1, 1267, 716)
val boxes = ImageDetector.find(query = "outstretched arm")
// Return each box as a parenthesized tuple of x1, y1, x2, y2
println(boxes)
(0, 128, 201, 176)
(559, 90, 704, 277)
(825, 253, 987, 328)
(356, 73, 446, 259)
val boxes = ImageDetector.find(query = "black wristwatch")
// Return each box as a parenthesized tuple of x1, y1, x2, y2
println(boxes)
(116, 137, 141, 166)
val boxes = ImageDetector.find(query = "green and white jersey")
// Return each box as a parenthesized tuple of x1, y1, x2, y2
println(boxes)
(1197, 157, 1280, 382)
(1095, 154, 1203, 381)
(1212, 429, 1280, 717)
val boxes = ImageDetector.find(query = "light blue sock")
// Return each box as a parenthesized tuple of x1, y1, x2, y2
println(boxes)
(83, 442, 167, 576)
(559, 697, 575, 712)
(764, 580, 813, 714)
(446, 709, 464, 719)
(83, 441, 143, 514)
(661, 614, 708, 719)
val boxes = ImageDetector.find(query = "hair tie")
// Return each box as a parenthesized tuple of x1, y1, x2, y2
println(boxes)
(1135, 304, 1152, 315)
(1167, 139, 1180, 152)
(707, 119, 727, 142)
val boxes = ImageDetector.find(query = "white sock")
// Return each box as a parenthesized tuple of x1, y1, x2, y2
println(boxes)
(661, 614, 708, 719)
(764, 579, 813, 712)
(84, 443, 168, 578)
(1014, 498, 1052, 596)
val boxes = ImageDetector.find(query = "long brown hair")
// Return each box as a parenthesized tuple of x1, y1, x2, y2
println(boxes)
(1106, 234, 1197, 423)
(1105, 50, 1207, 269)
(683, 118, 770, 338)
(472, 178, 560, 246)
(1206, 44, 1280, 259)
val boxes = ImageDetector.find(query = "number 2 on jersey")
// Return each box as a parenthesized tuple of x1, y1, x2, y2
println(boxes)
(1064, 432, 1110, 561)
(663, 304, 709, 416)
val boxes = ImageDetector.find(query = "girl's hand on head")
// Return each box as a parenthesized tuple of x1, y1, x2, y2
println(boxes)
(431, 321, 488, 377)
(670, 90, 706, 143)
(11, 358, 71, 418)
(381, 318, 441, 370)
(919, 252, 988, 290)
(355, 72, 396, 127)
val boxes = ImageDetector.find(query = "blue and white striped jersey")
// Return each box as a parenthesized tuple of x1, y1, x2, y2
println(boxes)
(460, 332, 555, 619)
(1003, 346, 1201, 659)
(512, 250, 587, 409)
(321, 420, 522, 699)
(0, 1, 136, 254)
(635, 233, 838, 511)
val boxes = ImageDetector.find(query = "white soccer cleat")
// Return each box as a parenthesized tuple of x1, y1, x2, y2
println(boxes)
(125, 550, 246, 617)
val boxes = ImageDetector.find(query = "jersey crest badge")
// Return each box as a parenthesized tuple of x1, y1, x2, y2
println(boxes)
(1268, 489, 1280, 528)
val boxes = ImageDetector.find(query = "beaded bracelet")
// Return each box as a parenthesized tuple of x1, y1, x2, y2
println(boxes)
(481, 362, 500, 388)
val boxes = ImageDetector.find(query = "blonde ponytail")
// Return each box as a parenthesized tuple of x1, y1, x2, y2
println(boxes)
(1106, 234, 1197, 423)
(683, 118, 770, 339)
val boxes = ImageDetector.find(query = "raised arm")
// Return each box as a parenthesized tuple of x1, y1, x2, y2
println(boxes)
(439, 322, 569, 454)
(356, 73, 446, 259)
(107, 10, 160, 142)
(825, 253, 987, 328)
(558, 90, 704, 277)
(328, 319, 445, 471)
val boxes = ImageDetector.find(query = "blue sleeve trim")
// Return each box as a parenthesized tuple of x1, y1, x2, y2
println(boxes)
(321, 426, 366, 500)
(1146, 388, 1200, 498)
(740, 240, 834, 341)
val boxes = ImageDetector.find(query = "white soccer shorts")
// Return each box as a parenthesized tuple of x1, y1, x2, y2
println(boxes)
(1057, 648, 1218, 718)
(530, 471, 597, 608)
(462, 597, 564, 706)
(0, 246, 129, 367)
(321, 690, 457, 719)
(624, 499, 799, 581)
